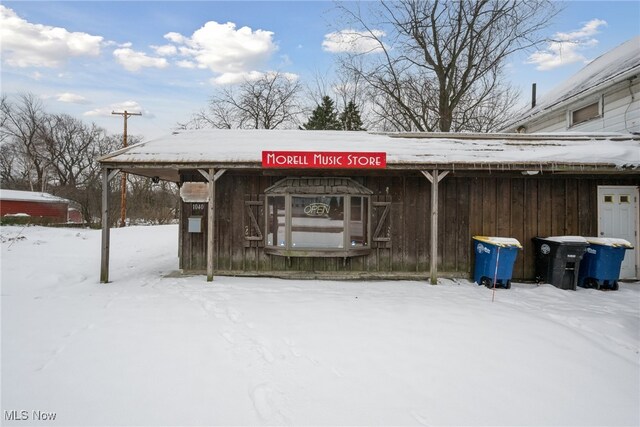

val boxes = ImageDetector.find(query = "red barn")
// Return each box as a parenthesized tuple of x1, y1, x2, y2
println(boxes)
(0, 190, 70, 223)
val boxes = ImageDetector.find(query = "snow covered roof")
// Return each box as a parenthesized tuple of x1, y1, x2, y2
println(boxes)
(0, 189, 70, 204)
(98, 129, 640, 181)
(502, 36, 640, 131)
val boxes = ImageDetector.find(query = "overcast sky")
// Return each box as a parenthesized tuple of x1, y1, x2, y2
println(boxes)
(1, 1, 639, 140)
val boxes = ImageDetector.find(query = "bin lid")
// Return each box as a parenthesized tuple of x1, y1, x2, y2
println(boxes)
(584, 237, 634, 248)
(473, 236, 522, 248)
(540, 236, 588, 244)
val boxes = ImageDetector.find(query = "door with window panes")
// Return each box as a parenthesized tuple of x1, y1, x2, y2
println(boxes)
(597, 186, 638, 279)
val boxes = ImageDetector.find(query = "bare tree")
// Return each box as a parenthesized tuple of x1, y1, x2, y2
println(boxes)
(183, 72, 304, 130)
(305, 69, 335, 107)
(0, 93, 50, 190)
(336, 0, 556, 132)
(41, 114, 106, 187)
(1, 93, 177, 225)
(0, 142, 28, 186)
(177, 102, 238, 130)
(125, 174, 178, 225)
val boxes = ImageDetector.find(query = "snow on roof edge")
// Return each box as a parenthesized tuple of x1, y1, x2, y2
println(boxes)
(0, 189, 71, 203)
(97, 129, 640, 170)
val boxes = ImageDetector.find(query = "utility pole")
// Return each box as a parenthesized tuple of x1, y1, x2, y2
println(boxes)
(111, 110, 141, 227)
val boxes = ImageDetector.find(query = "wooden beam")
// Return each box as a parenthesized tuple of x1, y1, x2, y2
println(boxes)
(422, 169, 448, 284)
(107, 169, 120, 182)
(198, 168, 226, 182)
(197, 169, 210, 181)
(422, 170, 449, 184)
(207, 168, 215, 281)
(100, 168, 111, 283)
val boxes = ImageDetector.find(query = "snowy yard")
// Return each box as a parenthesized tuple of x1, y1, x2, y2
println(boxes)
(1, 224, 639, 426)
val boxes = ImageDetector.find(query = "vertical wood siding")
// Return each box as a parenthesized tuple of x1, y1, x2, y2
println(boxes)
(180, 172, 638, 280)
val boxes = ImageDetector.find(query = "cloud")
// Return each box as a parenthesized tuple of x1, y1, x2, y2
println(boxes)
(56, 92, 90, 104)
(162, 21, 277, 75)
(210, 70, 298, 86)
(527, 19, 608, 71)
(322, 29, 386, 54)
(164, 32, 188, 44)
(176, 60, 197, 69)
(113, 47, 168, 72)
(556, 19, 607, 41)
(0, 5, 103, 68)
(210, 70, 266, 85)
(84, 100, 154, 118)
(151, 44, 177, 56)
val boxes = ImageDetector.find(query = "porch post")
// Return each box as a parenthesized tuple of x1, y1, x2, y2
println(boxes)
(207, 168, 215, 281)
(100, 168, 120, 283)
(100, 168, 111, 283)
(421, 169, 449, 285)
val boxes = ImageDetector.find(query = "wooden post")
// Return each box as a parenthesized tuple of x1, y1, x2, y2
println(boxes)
(101, 168, 111, 283)
(207, 168, 215, 281)
(421, 169, 449, 285)
(100, 168, 120, 283)
(430, 169, 439, 285)
(198, 169, 225, 282)
(178, 184, 183, 268)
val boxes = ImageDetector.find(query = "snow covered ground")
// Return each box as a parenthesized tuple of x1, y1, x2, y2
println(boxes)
(1, 225, 639, 426)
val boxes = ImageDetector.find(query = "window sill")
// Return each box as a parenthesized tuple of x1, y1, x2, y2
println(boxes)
(568, 115, 602, 128)
(265, 247, 371, 258)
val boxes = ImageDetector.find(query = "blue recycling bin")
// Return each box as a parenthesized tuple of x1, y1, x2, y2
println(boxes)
(578, 238, 633, 290)
(473, 236, 522, 289)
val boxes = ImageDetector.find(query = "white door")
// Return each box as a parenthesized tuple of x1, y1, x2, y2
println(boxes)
(597, 186, 639, 279)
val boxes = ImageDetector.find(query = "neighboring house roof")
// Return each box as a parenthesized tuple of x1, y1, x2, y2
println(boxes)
(501, 36, 640, 131)
(0, 189, 70, 204)
(98, 129, 640, 182)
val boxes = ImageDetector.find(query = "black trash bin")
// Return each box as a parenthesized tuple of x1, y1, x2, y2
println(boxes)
(533, 236, 589, 290)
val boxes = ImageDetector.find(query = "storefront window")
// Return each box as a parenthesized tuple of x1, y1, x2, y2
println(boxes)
(264, 178, 372, 256)
(291, 196, 344, 248)
(266, 196, 286, 247)
(349, 196, 368, 247)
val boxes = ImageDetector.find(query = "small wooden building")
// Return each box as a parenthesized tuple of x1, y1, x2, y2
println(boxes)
(0, 189, 70, 223)
(98, 130, 640, 283)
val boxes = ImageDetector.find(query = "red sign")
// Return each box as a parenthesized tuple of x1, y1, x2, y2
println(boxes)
(262, 151, 386, 169)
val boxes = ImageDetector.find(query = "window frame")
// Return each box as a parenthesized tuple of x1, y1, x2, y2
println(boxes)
(264, 193, 372, 257)
(568, 98, 602, 127)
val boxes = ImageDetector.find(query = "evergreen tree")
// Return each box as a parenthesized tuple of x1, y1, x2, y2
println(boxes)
(303, 96, 341, 130)
(339, 101, 365, 131)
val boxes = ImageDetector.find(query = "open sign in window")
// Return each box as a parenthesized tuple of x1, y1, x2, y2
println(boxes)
(264, 178, 372, 257)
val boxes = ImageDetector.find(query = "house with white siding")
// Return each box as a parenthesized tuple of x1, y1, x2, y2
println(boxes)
(501, 36, 640, 134)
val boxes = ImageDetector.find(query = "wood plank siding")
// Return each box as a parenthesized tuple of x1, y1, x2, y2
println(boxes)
(180, 171, 639, 280)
